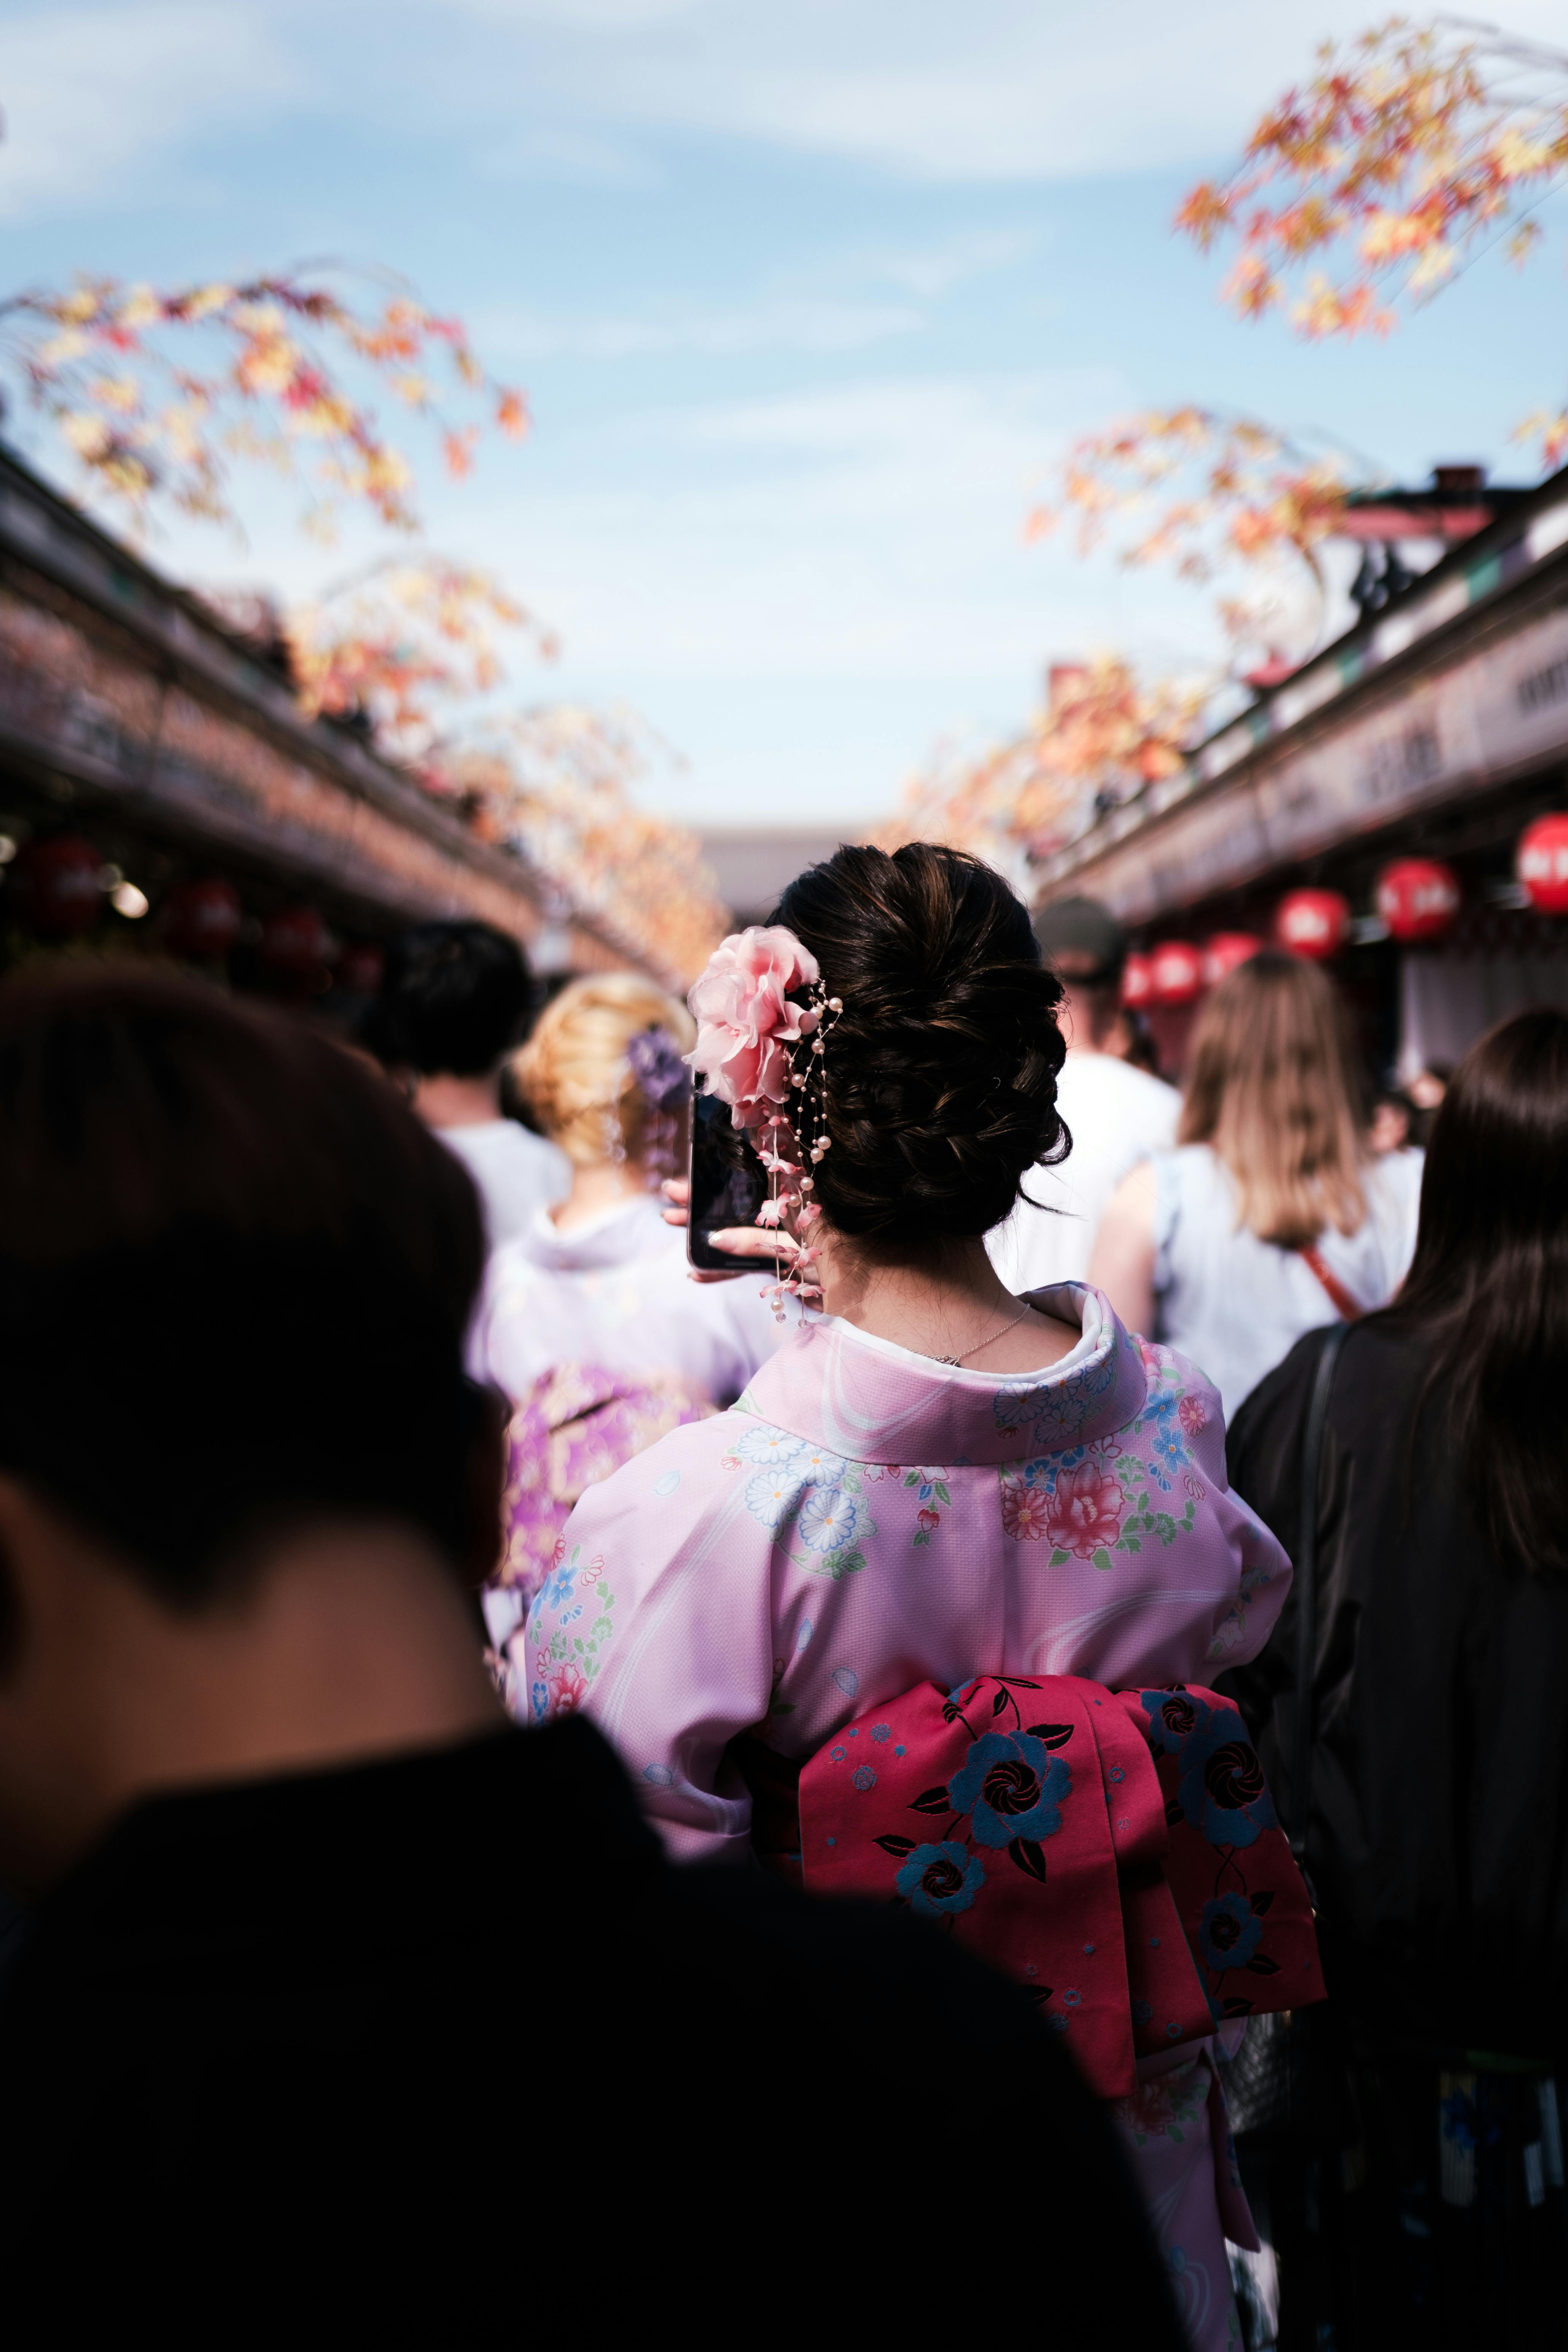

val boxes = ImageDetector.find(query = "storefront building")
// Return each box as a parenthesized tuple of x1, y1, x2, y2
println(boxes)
(1033, 462, 1568, 1080)
(0, 445, 627, 998)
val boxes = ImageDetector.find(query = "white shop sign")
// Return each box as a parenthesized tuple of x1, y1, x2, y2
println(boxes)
(1069, 603, 1568, 923)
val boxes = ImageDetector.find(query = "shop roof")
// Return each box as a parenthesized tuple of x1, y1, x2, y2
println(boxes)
(1033, 461, 1568, 925)
(0, 443, 629, 966)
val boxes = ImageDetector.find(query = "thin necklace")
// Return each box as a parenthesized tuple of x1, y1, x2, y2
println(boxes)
(932, 1301, 1035, 1367)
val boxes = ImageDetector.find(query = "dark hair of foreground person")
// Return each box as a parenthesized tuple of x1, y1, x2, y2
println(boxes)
(0, 968, 1177, 2336)
(361, 914, 535, 1077)
(1223, 1007, 1568, 2347)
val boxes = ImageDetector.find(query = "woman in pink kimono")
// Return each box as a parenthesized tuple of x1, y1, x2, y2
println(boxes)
(526, 844, 1292, 2350)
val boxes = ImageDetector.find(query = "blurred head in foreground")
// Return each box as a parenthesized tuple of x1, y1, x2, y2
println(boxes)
(0, 967, 502, 1894)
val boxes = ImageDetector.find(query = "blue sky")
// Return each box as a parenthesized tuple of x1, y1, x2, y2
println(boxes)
(4, 0, 1568, 824)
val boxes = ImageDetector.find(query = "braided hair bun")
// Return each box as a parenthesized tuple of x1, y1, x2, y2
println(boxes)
(773, 842, 1068, 1244)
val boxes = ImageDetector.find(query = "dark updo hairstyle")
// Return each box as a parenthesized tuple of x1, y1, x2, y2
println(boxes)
(772, 842, 1068, 1246)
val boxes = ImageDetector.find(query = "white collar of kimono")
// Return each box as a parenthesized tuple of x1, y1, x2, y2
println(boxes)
(828, 1283, 1101, 1384)
(737, 1281, 1151, 1468)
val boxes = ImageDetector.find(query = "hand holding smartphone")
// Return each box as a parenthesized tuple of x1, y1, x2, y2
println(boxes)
(685, 1076, 774, 1271)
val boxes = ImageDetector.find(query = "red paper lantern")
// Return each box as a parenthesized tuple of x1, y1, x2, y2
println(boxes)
(162, 877, 243, 961)
(259, 904, 331, 977)
(1275, 888, 1350, 960)
(1375, 857, 1460, 943)
(1518, 814, 1568, 915)
(7, 835, 105, 940)
(1121, 951, 1154, 1009)
(1201, 932, 1263, 988)
(1149, 939, 1203, 1006)
(337, 941, 385, 995)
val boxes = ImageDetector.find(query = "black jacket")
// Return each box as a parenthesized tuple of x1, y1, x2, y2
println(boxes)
(1224, 1321, 1568, 2054)
(0, 1717, 1177, 2336)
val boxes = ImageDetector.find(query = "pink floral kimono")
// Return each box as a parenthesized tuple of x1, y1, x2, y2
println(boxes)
(525, 1285, 1291, 2348)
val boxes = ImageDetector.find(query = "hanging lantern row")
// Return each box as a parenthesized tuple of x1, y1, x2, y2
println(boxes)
(1124, 934, 1265, 1009)
(2, 839, 382, 985)
(1115, 811, 1568, 1009)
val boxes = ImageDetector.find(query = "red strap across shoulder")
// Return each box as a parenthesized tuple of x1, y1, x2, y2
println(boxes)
(1297, 1246, 1364, 1322)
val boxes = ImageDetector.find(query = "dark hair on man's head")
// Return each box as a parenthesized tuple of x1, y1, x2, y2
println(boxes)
(1382, 1006, 1568, 1573)
(771, 843, 1068, 1246)
(363, 920, 535, 1077)
(0, 967, 488, 1605)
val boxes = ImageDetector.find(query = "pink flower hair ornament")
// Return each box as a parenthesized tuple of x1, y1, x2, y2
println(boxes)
(685, 924, 843, 1318)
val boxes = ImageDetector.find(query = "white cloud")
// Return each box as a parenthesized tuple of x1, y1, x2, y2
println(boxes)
(0, 2, 296, 218)
(438, 0, 1568, 184)
(476, 294, 923, 360)
(847, 228, 1040, 302)
(445, 368, 1211, 684)
(473, 226, 1039, 360)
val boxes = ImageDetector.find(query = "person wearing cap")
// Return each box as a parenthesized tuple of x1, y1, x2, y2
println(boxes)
(987, 896, 1179, 1295)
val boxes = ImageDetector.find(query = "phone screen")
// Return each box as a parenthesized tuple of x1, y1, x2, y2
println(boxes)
(687, 1077, 771, 1271)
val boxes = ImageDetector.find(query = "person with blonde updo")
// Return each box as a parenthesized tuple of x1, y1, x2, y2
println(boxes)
(472, 973, 790, 1697)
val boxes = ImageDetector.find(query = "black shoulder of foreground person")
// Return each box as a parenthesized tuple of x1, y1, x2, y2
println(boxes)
(0, 1717, 1180, 2339)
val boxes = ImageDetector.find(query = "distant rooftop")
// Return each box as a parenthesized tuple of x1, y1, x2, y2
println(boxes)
(699, 824, 852, 924)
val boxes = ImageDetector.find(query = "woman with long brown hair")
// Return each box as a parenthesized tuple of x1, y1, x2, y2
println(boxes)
(1090, 952, 1415, 1418)
(1222, 1007, 1568, 2344)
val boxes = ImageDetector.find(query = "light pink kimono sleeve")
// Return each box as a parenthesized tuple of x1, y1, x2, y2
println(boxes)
(521, 1416, 782, 1863)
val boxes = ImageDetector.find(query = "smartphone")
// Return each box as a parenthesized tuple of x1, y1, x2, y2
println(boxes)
(687, 1076, 771, 1271)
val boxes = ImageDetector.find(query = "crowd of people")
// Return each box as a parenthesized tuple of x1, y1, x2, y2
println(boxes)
(0, 847, 1560, 2349)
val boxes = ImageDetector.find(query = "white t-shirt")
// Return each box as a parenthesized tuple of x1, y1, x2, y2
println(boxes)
(1151, 1144, 1418, 1422)
(988, 1051, 1180, 1293)
(435, 1120, 570, 1253)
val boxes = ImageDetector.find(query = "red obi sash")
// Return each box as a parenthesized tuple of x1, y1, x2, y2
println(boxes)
(798, 1676, 1324, 2101)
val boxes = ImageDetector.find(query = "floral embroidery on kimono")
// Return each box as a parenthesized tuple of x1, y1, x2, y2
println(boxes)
(521, 1541, 618, 1725)
(497, 1363, 714, 1602)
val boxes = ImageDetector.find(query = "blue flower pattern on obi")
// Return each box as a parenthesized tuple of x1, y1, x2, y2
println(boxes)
(1141, 1688, 1203, 1754)
(1198, 1891, 1264, 1973)
(1140, 1688, 1277, 1850)
(895, 1840, 986, 1918)
(947, 1730, 1071, 1849)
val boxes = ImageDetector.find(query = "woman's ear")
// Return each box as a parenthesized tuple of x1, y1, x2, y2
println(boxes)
(458, 1386, 510, 1593)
